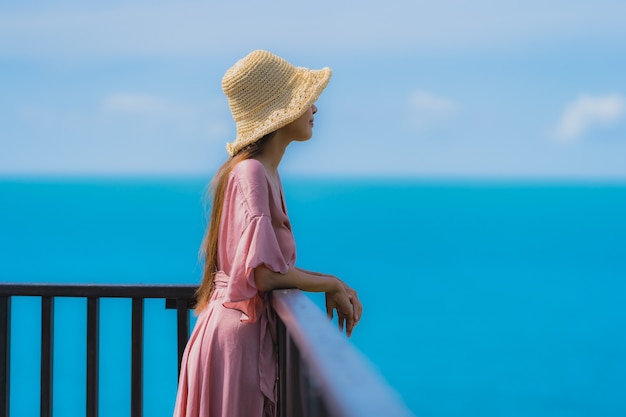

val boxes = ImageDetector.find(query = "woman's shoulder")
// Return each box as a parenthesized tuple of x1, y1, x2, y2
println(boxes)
(229, 159, 271, 213)
(231, 158, 267, 182)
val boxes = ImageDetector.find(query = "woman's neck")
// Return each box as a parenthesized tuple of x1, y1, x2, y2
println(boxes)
(255, 131, 291, 175)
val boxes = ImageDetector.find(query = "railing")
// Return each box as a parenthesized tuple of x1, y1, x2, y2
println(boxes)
(0, 283, 197, 417)
(273, 289, 415, 417)
(1, 284, 414, 417)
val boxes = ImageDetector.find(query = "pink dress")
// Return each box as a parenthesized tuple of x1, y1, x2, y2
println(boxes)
(173, 158, 296, 417)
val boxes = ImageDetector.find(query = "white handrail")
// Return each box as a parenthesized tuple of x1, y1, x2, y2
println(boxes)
(272, 289, 415, 417)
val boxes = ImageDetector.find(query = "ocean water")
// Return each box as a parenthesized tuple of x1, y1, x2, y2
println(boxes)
(1, 178, 625, 417)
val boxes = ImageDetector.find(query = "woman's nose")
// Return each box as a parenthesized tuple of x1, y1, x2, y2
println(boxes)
(312, 104, 318, 114)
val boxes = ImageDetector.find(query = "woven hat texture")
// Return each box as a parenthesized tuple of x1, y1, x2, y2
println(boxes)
(222, 50, 331, 156)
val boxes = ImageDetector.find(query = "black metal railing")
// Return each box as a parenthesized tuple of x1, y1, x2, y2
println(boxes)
(1, 284, 414, 417)
(0, 283, 197, 417)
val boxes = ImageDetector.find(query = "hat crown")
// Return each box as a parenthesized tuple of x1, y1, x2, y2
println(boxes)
(222, 50, 297, 123)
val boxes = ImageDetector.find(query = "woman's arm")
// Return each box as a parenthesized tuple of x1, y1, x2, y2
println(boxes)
(295, 267, 363, 325)
(255, 265, 341, 293)
(255, 265, 357, 336)
(294, 266, 330, 278)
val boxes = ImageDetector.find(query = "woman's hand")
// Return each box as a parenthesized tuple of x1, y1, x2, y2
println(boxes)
(325, 278, 362, 337)
(269, 266, 362, 337)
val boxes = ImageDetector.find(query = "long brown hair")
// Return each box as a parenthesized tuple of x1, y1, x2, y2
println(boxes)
(195, 133, 274, 312)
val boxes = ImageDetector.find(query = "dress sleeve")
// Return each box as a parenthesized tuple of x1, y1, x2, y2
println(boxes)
(222, 161, 290, 322)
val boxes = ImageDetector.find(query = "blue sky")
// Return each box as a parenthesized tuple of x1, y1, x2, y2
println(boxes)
(1, 0, 625, 178)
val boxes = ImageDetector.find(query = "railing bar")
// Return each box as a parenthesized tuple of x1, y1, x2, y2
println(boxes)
(277, 319, 287, 417)
(86, 297, 99, 417)
(131, 298, 144, 417)
(0, 296, 10, 417)
(175, 299, 189, 376)
(0, 284, 197, 299)
(41, 296, 54, 417)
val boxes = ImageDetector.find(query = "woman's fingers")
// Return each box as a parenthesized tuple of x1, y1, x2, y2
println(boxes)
(338, 296, 355, 337)
(345, 287, 362, 324)
(325, 288, 357, 337)
(341, 312, 355, 337)
(352, 294, 362, 323)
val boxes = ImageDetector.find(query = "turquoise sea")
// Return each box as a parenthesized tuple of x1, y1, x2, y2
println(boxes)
(1, 178, 625, 417)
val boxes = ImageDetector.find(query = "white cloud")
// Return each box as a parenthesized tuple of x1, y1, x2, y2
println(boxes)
(554, 94, 625, 141)
(407, 91, 456, 130)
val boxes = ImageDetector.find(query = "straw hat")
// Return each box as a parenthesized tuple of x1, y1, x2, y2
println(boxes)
(222, 50, 332, 156)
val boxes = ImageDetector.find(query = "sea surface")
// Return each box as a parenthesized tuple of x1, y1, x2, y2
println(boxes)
(1, 177, 625, 417)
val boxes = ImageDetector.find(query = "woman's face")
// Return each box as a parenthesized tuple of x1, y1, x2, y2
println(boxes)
(280, 104, 318, 141)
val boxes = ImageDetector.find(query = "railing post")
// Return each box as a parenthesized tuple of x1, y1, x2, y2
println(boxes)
(41, 296, 54, 417)
(131, 298, 144, 417)
(175, 299, 189, 375)
(0, 296, 10, 417)
(86, 297, 100, 417)
(286, 333, 303, 416)
(277, 315, 329, 417)
(277, 318, 286, 417)
(300, 359, 330, 417)
(277, 317, 305, 417)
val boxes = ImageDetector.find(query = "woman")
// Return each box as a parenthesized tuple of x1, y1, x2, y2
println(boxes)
(173, 50, 362, 417)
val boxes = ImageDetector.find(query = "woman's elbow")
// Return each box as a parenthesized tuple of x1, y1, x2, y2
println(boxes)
(254, 265, 276, 292)
(254, 265, 294, 292)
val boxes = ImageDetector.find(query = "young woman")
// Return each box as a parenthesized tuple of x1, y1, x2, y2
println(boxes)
(173, 50, 362, 417)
